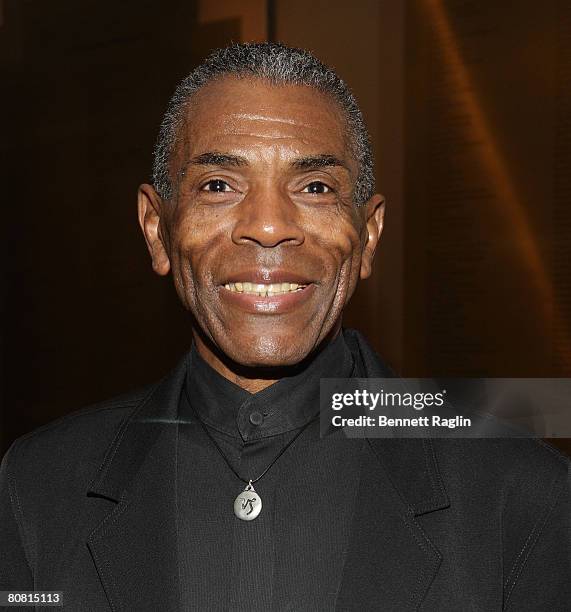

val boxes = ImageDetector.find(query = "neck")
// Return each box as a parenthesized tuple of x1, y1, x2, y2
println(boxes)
(192, 323, 342, 394)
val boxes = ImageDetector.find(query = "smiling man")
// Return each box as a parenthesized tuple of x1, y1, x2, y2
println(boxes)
(138, 54, 381, 382)
(1, 43, 569, 612)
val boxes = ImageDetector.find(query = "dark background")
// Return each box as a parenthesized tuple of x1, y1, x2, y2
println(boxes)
(1, 0, 570, 456)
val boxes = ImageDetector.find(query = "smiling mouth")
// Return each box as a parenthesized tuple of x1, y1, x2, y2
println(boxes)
(223, 282, 308, 297)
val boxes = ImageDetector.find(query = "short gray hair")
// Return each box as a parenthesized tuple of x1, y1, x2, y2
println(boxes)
(152, 42, 375, 205)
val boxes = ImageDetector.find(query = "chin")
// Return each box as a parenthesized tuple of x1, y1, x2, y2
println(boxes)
(220, 331, 315, 369)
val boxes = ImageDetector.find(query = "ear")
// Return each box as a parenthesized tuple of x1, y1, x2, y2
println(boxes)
(137, 184, 171, 276)
(359, 194, 385, 280)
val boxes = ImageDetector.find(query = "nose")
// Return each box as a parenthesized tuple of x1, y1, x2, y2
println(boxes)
(231, 184, 305, 248)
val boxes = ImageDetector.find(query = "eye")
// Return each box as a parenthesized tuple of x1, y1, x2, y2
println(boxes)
(302, 181, 332, 194)
(201, 179, 234, 193)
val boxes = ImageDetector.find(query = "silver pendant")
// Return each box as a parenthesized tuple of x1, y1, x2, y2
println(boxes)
(234, 480, 262, 521)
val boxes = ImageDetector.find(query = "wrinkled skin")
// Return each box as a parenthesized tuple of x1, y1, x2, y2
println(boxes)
(138, 76, 384, 392)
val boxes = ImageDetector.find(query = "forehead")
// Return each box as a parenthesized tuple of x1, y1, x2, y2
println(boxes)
(177, 76, 352, 163)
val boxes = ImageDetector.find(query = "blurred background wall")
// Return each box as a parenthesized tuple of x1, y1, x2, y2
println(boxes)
(1, 0, 570, 456)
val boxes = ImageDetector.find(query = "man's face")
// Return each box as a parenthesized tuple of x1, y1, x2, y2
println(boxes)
(139, 76, 384, 368)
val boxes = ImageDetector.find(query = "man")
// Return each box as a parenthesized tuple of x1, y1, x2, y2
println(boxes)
(0, 43, 569, 611)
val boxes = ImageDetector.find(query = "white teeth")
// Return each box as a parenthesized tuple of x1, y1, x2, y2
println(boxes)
(223, 281, 307, 295)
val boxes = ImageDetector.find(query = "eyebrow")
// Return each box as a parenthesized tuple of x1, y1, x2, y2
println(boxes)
(186, 152, 248, 168)
(291, 154, 349, 172)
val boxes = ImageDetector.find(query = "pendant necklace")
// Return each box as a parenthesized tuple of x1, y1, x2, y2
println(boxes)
(185, 386, 318, 521)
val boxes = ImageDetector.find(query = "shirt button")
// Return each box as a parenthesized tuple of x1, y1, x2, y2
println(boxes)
(249, 411, 264, 426)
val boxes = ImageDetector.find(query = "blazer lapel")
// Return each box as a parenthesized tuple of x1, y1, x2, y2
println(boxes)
(335, 437, 449, 610)
(335, 330, 451, 610)
(85, 355, 188, 612)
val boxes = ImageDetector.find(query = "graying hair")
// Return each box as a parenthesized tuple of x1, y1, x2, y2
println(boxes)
(152, 42, 375, 206)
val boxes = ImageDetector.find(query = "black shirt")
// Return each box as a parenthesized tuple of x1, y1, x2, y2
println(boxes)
(176, 329, 362, 611)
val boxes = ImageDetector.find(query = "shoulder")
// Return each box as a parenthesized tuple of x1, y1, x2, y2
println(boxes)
(431, 437, 569, 492)
(427, 439, 568, 604)
(432, 438, 569, 576)
(371, 436, 568, 515)
(1, 382, 158, 485)
(430, 438, 569, 522)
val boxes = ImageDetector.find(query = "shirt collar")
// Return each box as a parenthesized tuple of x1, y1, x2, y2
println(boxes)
(183, 328, 355, 442)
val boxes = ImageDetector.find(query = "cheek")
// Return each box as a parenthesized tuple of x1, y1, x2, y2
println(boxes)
(317, 216, 365, 309)
(313, 213, 363, 275)
(169, 209, 224, 297)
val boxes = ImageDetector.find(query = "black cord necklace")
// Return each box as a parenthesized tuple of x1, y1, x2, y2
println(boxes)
(185, 385, 319, 521)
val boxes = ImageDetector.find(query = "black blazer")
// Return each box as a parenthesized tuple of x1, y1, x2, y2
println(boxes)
(1, 330, 569, 611)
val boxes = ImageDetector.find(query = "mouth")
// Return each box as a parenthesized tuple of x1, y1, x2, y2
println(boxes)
(218, 275, 316, 314)
(222, 281, 308, 297)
